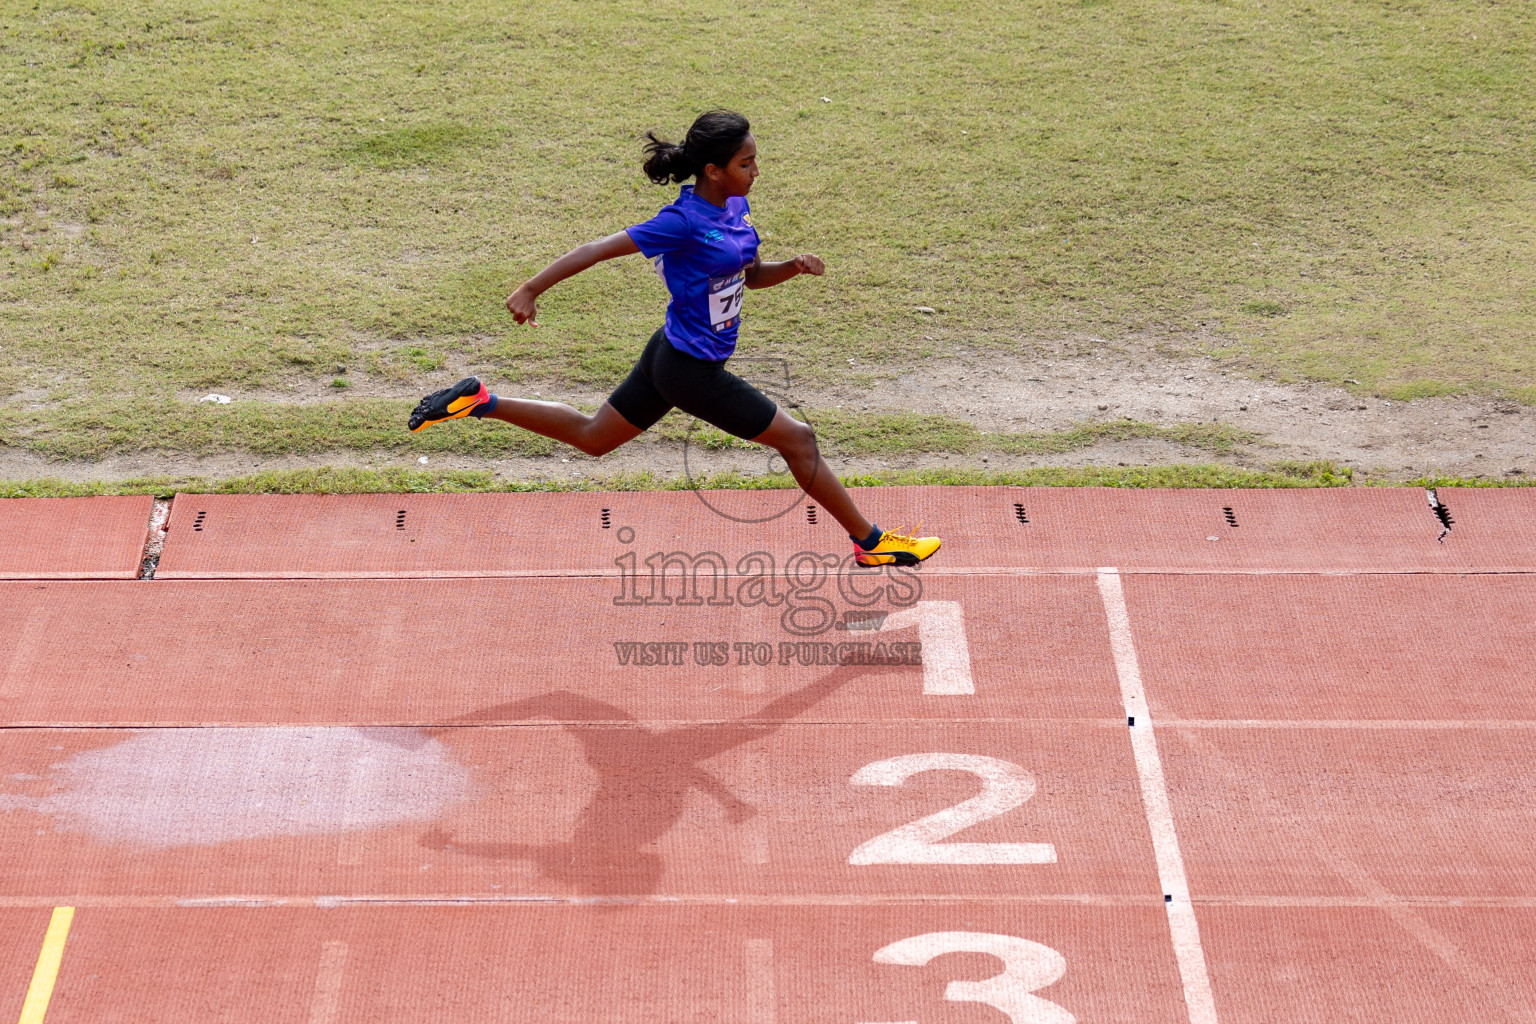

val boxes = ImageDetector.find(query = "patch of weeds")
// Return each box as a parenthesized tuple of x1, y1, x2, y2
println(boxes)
(404, 347, 446, 372)
(367, 344, 447, 380)
(330, 377, 349, 388)
(270, 337, 352, 373)
(840, 464, 1354, 488)
(1266, 460, 1354, 486)
(0, 462, 1366, 498)
(0, 467, 497, 498)
(368, 258, 528, 340)
(1402, 474, 1534, 489)
(990, 419, 1261, 457)
(1240, 300, 1288, 318)
(812, 410, 984, 455)
(0, 399, 556, 460)
(204, 466, 501, 495)
(0, 174, 32, 216)
(1379, 379, 1463, 401)
(345, 123, 480, 167)
(272, 339, 320, 367)
(1139, 422, 1262, 455)
(648, 410, 1261, 459)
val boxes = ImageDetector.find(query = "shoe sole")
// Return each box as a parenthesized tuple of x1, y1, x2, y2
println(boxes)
(409, 384, 486, 433)
(855, 549, 930, 568)
(408, 404, 476, 434)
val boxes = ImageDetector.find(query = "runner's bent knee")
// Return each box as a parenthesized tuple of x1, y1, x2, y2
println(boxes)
(758, 413, 818, 463)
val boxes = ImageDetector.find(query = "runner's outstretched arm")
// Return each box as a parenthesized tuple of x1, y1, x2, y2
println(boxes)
(406, 230, 648, 453)
(505, 231, 641, 325)
(744, 252, 823, 290)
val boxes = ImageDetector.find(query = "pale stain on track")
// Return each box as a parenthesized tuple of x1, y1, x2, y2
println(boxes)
(0, 727, 473, 846)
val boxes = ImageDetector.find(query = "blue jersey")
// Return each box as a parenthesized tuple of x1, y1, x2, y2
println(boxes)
(626, 185, 760, 361)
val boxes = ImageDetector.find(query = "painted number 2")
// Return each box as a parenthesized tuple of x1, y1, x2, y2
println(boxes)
(848, 754, 1056, 865)
(858, 931, 1076, 1024)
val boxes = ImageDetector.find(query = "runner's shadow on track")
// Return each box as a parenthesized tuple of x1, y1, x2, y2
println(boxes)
(421, 659, 912, 897)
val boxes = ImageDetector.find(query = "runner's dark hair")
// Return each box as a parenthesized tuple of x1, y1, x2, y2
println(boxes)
(642, 110, 751, 184)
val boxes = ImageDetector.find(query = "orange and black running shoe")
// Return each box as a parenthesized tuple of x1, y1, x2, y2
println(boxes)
(408, 377, 489, 433)
(854, 525, 942, 567)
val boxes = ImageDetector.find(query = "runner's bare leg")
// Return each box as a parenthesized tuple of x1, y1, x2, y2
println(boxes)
(479, 400, 642, 457)
(753, 409, 874, 539)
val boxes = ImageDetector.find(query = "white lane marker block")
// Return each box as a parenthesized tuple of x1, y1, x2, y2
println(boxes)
(880, 601, 974, 695)
(745, 938, 775, 1024)
(307, 939, 349, 1024)
(1096, 568, 1219, 1024)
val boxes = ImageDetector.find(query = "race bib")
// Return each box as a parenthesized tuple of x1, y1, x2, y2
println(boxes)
(708, 271, 746, 332)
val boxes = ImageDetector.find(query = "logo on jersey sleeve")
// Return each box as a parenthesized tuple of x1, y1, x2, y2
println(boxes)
(708, 271, 746, 332)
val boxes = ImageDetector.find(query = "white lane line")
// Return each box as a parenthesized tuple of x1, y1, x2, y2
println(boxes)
(745, 938, 775, 1024)
(306, 939, 350, 1024)
(150, 567, 1536, 581)
(8, 892, 1536, 909)
(1175, 726, 1536, 1024)
(1097, 568, 1219, 1024)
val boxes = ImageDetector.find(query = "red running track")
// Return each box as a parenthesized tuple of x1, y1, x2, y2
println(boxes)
(2, 487, 1535, 1023)
(152, 485, 1536, 577)
(0, 496, 153, 579)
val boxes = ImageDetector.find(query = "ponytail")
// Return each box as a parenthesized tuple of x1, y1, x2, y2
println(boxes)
(642, 109, 751, 185)
(642, 132, 696, 184)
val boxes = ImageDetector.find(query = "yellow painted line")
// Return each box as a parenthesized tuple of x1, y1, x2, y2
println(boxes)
(17, 907, 74, 1024)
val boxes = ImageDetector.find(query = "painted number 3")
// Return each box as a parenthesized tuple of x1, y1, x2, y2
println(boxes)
(858, 931, 1076, 1024)
(848, 754, 1057, 865)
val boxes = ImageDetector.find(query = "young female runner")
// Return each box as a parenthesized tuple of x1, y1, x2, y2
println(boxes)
(408, 110, 940, 566)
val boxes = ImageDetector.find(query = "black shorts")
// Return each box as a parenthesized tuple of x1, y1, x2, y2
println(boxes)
(606, 328, 779, 440)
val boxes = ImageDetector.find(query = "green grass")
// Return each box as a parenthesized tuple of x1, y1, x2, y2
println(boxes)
(0, 459, 1362, 498)
(1411, 473, 1533, 489)
(800, 410, 1260, 456)
(2, 0, 1534, 422)
(0, 397, 1257, 460)
(13, 460, 1536, 497)
(0, 398, 556, 459)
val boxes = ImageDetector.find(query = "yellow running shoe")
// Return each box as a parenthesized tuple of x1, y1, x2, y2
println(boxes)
(854, 524, 942, 567)
(408, 377, 490, 433)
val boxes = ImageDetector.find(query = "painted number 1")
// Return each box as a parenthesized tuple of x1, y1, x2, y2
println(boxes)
(848, 754, 1057, 865)
(858, 931, 1076, 1024)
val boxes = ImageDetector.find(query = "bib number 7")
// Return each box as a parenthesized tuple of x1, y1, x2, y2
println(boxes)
(858, 931, 1076, 1024)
